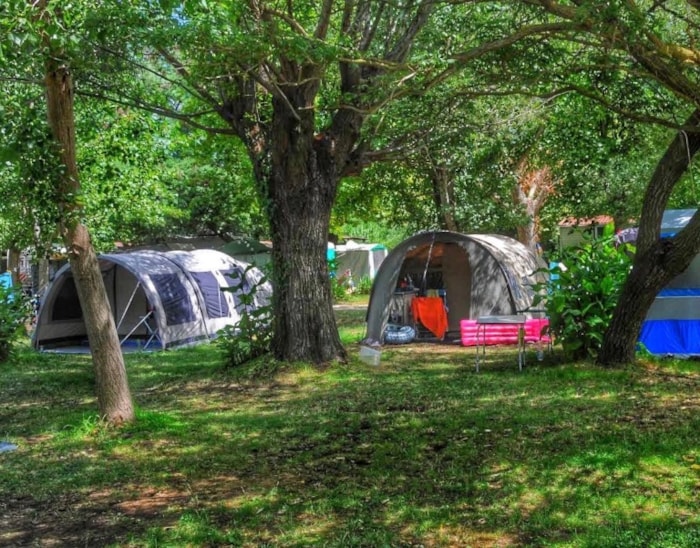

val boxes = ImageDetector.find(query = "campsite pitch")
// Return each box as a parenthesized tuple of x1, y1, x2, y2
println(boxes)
(1, 310, 699, 547)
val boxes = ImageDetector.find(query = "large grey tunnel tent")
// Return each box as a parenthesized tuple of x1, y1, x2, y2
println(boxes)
(364, 231, 547, 343)
(32, 249, 272, 352)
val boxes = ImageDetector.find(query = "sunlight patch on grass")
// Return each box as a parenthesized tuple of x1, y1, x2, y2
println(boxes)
(3, 317, 700, 547)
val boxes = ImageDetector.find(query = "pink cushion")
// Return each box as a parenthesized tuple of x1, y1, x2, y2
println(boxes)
(460, 318, 551, 347)
(524, 318, 552, 343)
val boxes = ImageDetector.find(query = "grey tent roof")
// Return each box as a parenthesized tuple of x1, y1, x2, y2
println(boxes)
(32, 249, 272, 352)
(364, 231, 547, 344)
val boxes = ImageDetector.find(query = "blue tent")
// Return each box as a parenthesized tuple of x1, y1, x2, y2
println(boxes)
(639, 209, 700, 357)
(0, 271, 15, 302)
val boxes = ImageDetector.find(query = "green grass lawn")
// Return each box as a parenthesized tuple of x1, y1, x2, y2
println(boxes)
(1, 310, 699, 547)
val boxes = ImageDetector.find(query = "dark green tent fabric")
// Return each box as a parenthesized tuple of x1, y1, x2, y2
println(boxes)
(220, 238, 271, 267)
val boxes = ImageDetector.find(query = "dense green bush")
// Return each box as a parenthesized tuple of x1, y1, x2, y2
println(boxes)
(217, 268, 272, 367)
(0, 284, 31, 363)
(534, 235, 632, 360)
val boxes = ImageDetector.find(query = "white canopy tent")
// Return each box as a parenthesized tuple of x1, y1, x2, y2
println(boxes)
(334, 241, 388, 280)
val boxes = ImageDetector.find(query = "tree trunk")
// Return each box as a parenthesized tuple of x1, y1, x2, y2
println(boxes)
(264, 98, 347, 364)
(598, 245, 677, 364)
(512, 164, 554, 252)
(598, 110, 700, 366)
(430, 166, 458, 231)
(44, 59, 134, 424)
(7, 248, 21, 286)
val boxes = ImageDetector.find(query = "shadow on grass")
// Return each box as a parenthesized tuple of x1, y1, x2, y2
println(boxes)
(1, 330, 699, 547)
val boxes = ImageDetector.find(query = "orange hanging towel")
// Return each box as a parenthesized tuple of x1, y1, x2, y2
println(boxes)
(411, 296, 448, 339)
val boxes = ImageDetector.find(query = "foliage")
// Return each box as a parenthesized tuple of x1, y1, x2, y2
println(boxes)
(331, 218, 410, 251)
(0, 77, 64, 253)
(0, 283, 30, 363)
(331, 277, 349, 302)
(76, 104, 185, 250)
(216, 266, 272, 367)
(328, 256, 351, 303)
(164, 128, 267, 240)
(356, 275, 373, 295)
(535, 234, 632, 360)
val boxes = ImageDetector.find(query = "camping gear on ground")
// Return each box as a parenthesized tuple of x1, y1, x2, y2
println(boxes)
(363, 231, 547, 345)
(359, 344, 381, 365)
(32, 249, 272, 352)
(383, 324, 416, 344)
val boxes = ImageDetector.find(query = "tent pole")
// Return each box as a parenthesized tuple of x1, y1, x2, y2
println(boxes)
(116, 281, 141, 331)
(421, 232, 436, 292)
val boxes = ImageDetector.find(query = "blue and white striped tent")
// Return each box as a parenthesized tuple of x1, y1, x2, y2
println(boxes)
(639, 209, 700, 357)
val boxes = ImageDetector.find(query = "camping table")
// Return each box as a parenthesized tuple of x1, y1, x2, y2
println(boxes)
(475, 315, 527, 372)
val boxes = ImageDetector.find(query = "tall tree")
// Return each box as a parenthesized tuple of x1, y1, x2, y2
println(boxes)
(512, 1, 700, 363)
(84, 1, 545, 363)
(45, 59, 133, 424)
(1, 1, 135, 423)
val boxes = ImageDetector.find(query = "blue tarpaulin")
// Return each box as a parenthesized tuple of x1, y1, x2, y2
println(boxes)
(639, 319, 700, 356)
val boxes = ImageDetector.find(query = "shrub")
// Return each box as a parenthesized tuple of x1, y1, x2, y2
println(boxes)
(331, 277, 349, 302)
(356, 275, 373, 295)
(217, 267, 273, 367)
(0, 284, 31, 363)
(534, 235, 632, 360)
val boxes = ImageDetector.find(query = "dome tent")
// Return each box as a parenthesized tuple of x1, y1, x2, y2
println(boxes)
(32, 249, 272, 352)
(364, 231, 547, 344)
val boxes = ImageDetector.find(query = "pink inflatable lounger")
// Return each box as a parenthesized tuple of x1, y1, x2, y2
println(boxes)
(460, 318, 551, 347)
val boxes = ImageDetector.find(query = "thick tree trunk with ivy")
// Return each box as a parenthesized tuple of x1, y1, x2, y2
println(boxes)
(598, 110, 700, 366)
(44, 61, 134, 424)
(259, 93, 356, 363)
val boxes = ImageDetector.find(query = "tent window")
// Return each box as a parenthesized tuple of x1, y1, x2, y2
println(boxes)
(191, 271, 229, 318)
(220, 268, 252, 311)
(52, 277, 83, 321)
(151, 273, 196, 325)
